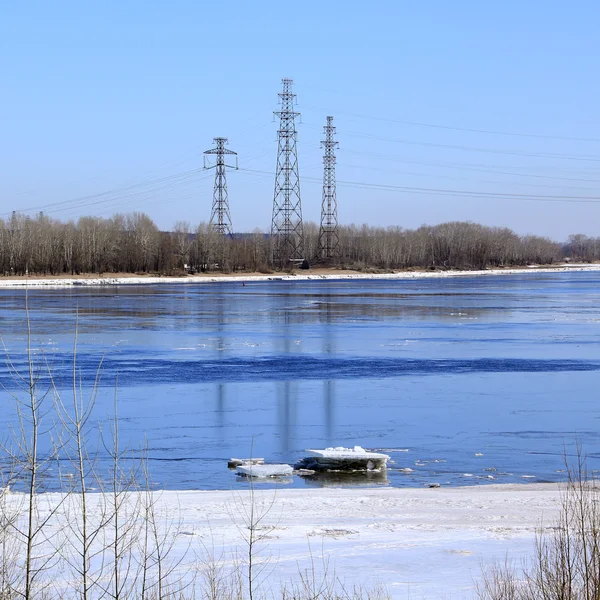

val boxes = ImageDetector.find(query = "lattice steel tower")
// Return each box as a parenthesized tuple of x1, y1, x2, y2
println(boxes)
(204, 137, 238, 236)
(271, 78, 304, 266)
(318, 116, 340, 259)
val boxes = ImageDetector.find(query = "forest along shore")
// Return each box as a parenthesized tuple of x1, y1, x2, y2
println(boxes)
(1, 263, 600, 288)
(2, 483, 560, 598)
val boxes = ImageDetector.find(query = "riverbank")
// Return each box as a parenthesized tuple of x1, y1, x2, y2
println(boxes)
(0, 263, 599, 288)
(166, 482, 560, 598)
(3, 483, 561, 598)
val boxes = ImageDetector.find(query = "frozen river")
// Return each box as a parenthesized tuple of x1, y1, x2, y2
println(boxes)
(0, 271, 599, 490)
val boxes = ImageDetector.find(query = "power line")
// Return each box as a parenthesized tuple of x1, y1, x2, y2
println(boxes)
(1, 170, 202, 217)
(339, 162, 600, 193)
(301, 104, 600, 143)
(238, 167, 600, 204)
(301, 124, 600, 163)
(62, 172, 212, 218)
(342, 149, 600, 184)
(45, 172, 208, 217)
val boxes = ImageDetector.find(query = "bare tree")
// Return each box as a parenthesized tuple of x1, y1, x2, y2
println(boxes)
(97, 388, 143, 600)
(51, 315, 110, 600)
(1, 211, 582, 276)
(478, 451, 600, 600)
(172, 221, 192, 270)
(0, 293, 70, 599)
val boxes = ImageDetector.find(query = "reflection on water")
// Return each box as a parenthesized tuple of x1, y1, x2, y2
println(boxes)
(0, 282, 508, 336)
(0, 273, 600, 490)
(323, 297, 335, 443)
(235, 476, 293, 486)
(216, 294, 226, 430)
(277, 290, 296, 456)
(298, 470, 390, 487)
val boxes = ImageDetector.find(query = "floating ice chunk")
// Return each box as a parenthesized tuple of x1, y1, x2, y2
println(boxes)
(305, 447, 389, 461)
(228, 458, 264, 469)
(236, 464, 293, 478)
(297, 447, 390, 472)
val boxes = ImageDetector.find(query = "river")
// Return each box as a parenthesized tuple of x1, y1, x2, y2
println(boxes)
(0, 272, 599, 490)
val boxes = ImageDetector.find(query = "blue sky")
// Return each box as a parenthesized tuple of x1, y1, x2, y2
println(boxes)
(2, 1, 600, 239)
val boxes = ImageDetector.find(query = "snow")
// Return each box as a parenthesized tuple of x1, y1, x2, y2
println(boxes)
(298, 447, 391, 472)
(3, 483, 562, 599)
(228, 457, 265, 468)
(235, 463, 293, 477)
(304, 446, 390, 461)
(0, 264, 599, 288)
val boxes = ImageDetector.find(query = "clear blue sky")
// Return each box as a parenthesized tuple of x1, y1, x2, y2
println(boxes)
(2, 1, 600, 240)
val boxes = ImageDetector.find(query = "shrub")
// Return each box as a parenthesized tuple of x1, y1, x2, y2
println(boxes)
(478, 452, 600, 600)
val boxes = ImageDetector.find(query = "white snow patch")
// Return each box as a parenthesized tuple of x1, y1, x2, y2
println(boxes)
(1, 483, 562, 599)
(236, 463, 293, 478)
(305, 446, 390, 461)
(1, 265, 599, 289)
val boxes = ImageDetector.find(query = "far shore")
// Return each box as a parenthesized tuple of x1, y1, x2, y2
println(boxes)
(0, 263, 599, 288)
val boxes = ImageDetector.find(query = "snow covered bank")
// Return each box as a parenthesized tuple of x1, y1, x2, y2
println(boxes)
(0, 264, 599, 288)
(3, 483, 560, 598)
(173, 483, 559, 598)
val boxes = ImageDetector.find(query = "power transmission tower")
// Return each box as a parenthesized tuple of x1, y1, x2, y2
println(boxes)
(204, 137, 238, 236)
(271, 78, 304, 267)
(318, 116, 340, 260)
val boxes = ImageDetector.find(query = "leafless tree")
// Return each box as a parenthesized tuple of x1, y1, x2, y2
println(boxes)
(97, 388, 143, 600)
(51, 315, 110, 600)
(172, 221, 192, 270)
(478, 451, 600, 600)
(0, 210, 580, 277)
(0, 293, 69, 599)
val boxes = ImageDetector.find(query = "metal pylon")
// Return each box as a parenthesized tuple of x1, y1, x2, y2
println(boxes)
(204, 137, 238, 236)
(318, 116, 340, 259)
(271, 78, 304, 266)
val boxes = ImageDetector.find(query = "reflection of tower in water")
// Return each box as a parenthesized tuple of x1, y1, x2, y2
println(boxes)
(275, 286, 337, 455)
(278, 317, 295, 456)
(215, 293, 226, 428)
(277, 285, 297, 456)
(323, 297, 335, 442)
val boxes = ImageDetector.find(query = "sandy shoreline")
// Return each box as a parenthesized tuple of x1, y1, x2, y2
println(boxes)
(0, 264, 599, 288)
(5, 483, 561, 598)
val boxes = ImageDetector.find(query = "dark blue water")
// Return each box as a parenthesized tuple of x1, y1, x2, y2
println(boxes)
(1, 272, 599, 490)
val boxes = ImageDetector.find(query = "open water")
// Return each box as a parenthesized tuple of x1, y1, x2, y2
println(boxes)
(0, 272, 599, 490)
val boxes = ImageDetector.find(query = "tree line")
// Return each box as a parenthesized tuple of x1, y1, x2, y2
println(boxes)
(0, 211, 598, 276)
